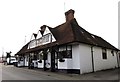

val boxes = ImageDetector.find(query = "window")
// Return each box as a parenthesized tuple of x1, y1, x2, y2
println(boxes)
(30, 53, 37, 60)
(45, 34, 49, 42)
(29, 40, 36, 48)
(66, 46, 72, 58)
(58, 45, 72, 58)
(37, 33, 51, 46)
(42, 33, 51, 43)
(20, 57, 24, 61)
(38, 51, 43, 60)
(111, 50, 114, 56)
(102, 48, 107, 59)
(33, 54, 37, 60)
(37, 38, 42, 45)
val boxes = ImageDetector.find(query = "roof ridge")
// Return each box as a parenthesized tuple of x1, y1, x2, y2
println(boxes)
(69, 18, 78, 41)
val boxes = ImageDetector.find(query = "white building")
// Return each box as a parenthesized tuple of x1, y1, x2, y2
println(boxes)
(16, 9, 120, 74)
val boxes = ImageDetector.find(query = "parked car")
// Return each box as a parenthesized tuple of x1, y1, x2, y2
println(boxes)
(7, 57, 17, 65)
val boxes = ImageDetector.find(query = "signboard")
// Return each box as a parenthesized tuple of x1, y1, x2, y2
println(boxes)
(29, 33, 52, 48)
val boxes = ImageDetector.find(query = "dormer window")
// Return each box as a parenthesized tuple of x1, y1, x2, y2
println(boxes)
(91, 35, 95, 38)
(42, 33, 51, 43)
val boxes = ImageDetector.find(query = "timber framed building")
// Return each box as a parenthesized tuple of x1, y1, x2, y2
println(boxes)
(15, 9, 120, 74)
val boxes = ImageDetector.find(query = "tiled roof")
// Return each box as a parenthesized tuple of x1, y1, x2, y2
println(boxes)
(24, 18, 118, 53)
(15, 43, 29, 55)
(70, 18, 118, 50)
(16, 10, 119, 55)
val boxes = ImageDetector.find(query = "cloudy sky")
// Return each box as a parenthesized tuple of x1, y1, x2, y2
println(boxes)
(0, 0, 119, 56)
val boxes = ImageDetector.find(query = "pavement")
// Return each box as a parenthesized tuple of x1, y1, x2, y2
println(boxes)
(1, 63, 120, 81)
(20, 66, 120, 80)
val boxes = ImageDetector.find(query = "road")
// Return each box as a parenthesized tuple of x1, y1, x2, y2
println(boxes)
(1, 64, 80, 80)
(0, 63, 120, 81)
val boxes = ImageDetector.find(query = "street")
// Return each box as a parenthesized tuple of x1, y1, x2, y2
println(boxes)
(0, 63, 120, 81)
(1, 64, 80, 80)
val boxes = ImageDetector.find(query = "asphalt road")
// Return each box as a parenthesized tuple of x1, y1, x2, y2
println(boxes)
(1, 64, 79, 80)
(1, 63, 120, 81)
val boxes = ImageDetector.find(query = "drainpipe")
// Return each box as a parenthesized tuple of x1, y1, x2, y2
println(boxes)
(23, 55, 25, 66)
(91, 46, 94, 72)
(116, 51, 120, 68)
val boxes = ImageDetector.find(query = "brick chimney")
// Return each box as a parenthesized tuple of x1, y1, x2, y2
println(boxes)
(65, 9, 75, 22)
(40, 25, 46, 36)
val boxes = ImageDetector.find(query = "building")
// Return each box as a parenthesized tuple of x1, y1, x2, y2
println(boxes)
(15, 9, 120, 74)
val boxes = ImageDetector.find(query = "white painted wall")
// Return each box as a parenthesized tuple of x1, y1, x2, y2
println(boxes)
(79, 44, 93, 74)
(93, 46, 118, 71)
(28, 41, 119, 74)
(43, 27, 50, 35)
(118, 52, 120, 67)
(42, 34, 52, 45)
(32, 60, 38, 67)
(31, 34, 35, 41)
(18, 61, 24, 67)
(29, 40, 37, 49)
(58, 45, 73, 69)
(58, 58, 72, 69)
(43, 27, 56, 42)
(38, 60, 44, 68)
(7, 58, 10, 64)
(36, 30, 42, 39)
(24, 56, 28, 66)
(29, 27, 56, 49)
(28, 27, 57, 50)
(58, 45, 80, 70)
(72, 45, 80, 69)
(46, 52, 51, 68)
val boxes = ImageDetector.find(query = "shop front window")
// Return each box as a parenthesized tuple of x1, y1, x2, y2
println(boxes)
(58, 45, 72, 59)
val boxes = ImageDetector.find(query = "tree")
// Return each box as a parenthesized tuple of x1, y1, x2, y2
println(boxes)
(6, 51, 12, 58)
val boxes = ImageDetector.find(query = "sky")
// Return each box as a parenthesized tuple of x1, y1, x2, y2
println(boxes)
(0, 0, 119, 57)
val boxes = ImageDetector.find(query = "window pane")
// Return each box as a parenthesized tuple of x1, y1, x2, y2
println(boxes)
(59, 46, 66, 51)
(58, 45, 72, 58)
(102, 48, 107, 59)
(45, 34, 49, 42)
(102, 53, 107, 59)
(67, 46, 72, 50)
(67, 50, 72, 58)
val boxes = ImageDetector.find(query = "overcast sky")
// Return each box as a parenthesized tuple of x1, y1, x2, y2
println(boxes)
(0, 0, 119, 56)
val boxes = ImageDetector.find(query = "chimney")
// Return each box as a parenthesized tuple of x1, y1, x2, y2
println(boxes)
(65, 9, 75, 22)
(40, 25, 46, 36)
